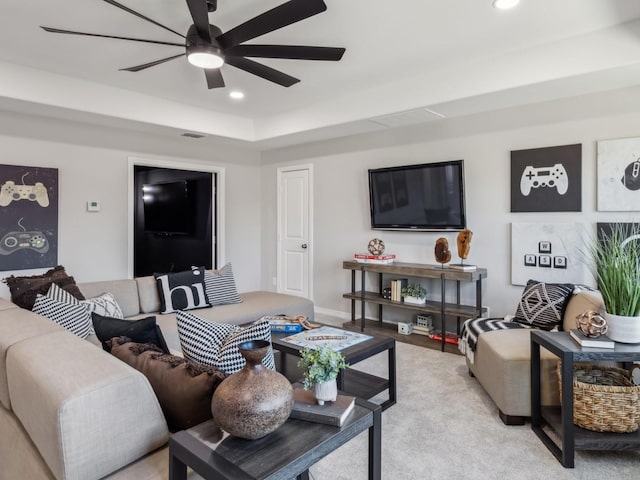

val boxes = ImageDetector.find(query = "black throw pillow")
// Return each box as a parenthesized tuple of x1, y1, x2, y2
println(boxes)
(154, 267, 211, 314)
(92, 313, 170, 354)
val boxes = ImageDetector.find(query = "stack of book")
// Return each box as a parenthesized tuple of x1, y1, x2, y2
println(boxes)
(569, 329, 615, 349)
(412, 323, 435, 336)
(265, 316, 304, 333)
(389, 278, 408, 301)
(290, 385, 356, 427)
(353, 253, 396, 264)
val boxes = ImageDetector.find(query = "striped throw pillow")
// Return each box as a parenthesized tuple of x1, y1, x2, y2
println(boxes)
(32, 294, 93, 339)
(204, 263, 242, 306)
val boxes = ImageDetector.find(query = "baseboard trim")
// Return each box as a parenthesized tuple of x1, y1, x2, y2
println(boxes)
(314, 307, 350, 320)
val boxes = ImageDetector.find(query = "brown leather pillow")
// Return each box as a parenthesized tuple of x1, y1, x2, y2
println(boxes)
(4, 265, 85, 310)
(109, 337, 226, 431)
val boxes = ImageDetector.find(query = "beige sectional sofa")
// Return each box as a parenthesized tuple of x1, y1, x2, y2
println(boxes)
(464, 289, 603, 425)
(0, 274, 314, 480)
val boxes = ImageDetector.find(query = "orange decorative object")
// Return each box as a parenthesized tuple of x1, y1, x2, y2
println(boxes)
(434, 238, 451, 265)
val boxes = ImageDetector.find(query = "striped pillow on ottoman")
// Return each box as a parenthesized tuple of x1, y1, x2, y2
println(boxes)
(177, 311, 274, 375)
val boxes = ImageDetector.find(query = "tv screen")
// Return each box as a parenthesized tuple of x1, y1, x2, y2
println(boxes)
(142, 180, 194, 234)
(368, 160, 466, 231)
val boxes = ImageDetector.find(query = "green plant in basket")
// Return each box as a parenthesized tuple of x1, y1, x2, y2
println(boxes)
(297, 344, 348, 390)
(401, 283, 427, 299)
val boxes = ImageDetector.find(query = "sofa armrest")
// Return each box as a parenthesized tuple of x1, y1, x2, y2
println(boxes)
(7, 330, 169, 480)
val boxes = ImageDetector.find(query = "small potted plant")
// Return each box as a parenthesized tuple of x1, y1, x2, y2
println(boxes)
(297, 344, 348, 405)
(402, 283, 427, 305)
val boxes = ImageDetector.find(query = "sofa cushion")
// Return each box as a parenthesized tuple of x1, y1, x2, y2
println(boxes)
(6, 330, 169, 480)
(4, 265, 85, 310)
(177, 311, 275, 374)
(154, 267, 211, 314)
(562, 288, 604, 331)
(110, 337, 226, 431)
(92, 313, 170, 353)
(204, 263, 242, 306)
(513, 280, 574, 330)
(32, 294, 93, 339)
(79, 279, 141, 318)
(0, 301, 63, 409)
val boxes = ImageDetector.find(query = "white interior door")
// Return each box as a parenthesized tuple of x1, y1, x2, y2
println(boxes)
(277, 166, 312, 299)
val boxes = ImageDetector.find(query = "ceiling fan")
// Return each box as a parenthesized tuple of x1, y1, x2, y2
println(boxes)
(41, 0, 345, 89)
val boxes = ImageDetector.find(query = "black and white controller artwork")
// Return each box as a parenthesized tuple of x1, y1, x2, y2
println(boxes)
(621, 160, 640, 191)
(0, 181, 50, 207)
(0, 231, 49, 255)
(520, 163, 568, 196)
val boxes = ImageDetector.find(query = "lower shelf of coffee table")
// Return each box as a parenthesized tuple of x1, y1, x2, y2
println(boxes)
(542, 406, 640, 451)
(342, 369, 389, 401)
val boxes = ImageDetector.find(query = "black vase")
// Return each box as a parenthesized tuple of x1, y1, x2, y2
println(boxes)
(211, 340, 293, 439)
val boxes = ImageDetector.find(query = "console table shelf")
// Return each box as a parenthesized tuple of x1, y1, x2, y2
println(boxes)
(343, 260, 487, 352)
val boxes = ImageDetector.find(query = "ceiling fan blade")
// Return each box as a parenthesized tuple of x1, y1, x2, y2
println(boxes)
(40, 27, 184, 47)
(217, 0, 327, 49)
(226, 44, 345, 61)
(119, 53, 185, 72)
(225, 57, 299, 87)
(204, 69, 225, 89)
(102, 0, 184, 38)
(186, 0, 211, 43)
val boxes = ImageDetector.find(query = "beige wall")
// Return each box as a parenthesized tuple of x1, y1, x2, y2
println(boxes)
(261, 104, 640, 319)
(0, 111, 262, 299)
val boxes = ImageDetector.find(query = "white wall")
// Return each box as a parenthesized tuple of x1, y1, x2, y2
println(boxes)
(261, 103, 640, 319)
(0, 112, 262, 299)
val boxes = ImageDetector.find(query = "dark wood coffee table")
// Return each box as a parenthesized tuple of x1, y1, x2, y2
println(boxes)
(271, 327, 396, 411)
(169, 397, 382, 480)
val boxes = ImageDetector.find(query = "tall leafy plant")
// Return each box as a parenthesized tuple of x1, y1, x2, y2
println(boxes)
(589, 224, 640, 317)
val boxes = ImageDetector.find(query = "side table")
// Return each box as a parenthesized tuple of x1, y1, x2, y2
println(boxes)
(531, 331, 640, 468)
(169, 397, 382, 480)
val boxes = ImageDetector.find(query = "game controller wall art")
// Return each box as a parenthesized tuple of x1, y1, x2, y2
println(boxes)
(597, 136, 640, 211)
(0, 164, 58, 271)
(510, 144, 582, 212)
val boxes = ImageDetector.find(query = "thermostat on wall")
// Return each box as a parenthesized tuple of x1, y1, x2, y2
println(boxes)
(87, 201, 101, 212)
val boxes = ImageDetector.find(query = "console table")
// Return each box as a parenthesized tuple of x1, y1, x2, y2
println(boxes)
(531, 331, 640, 468)
(343, 261, 487, 351)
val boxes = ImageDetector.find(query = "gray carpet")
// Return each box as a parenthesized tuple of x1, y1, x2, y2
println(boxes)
(311, 317, 640, 479)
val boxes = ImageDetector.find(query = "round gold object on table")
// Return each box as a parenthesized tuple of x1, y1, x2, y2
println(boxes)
(211, 340, 293, 440)
(368, 238, 385, 255)
(576, 310, 608, 337)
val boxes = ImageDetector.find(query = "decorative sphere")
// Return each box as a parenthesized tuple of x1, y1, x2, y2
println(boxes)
(576, 310, 608, 337)
(368, 238, 385, 255)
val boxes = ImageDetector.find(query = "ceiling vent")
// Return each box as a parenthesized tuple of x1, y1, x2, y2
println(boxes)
(181, 132, 206, 139)
(368, 107, 445, 128)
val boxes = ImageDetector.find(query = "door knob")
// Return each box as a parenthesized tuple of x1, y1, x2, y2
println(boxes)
(301, 244, 308, 249)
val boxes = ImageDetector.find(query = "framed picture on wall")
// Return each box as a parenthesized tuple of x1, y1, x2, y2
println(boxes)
(511, 222, 587, 286)
(510, 143, 582, 212)
(597, 136, 640, 211)
(0, 164, 58, 270)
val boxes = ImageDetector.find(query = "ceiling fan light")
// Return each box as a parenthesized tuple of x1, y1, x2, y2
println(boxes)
(187, 45, 224, 69)
(492, 0, 520, 9)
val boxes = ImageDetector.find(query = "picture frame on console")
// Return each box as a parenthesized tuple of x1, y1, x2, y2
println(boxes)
(0, 164, 58, 270)
(510, 143, 582, 212)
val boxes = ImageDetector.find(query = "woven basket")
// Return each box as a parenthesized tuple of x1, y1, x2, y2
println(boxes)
(557, 362, 640, 433)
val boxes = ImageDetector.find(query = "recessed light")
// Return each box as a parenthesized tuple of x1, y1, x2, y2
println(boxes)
(493, 0, 520, 9)
(229, 91, 245, 100)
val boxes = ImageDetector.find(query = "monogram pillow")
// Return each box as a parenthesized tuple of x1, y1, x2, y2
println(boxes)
(154, 267, 211, 314)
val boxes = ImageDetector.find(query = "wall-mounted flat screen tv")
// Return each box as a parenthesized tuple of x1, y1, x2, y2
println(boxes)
(368, 160, 467, 231)
(142, 180, 195, 235)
